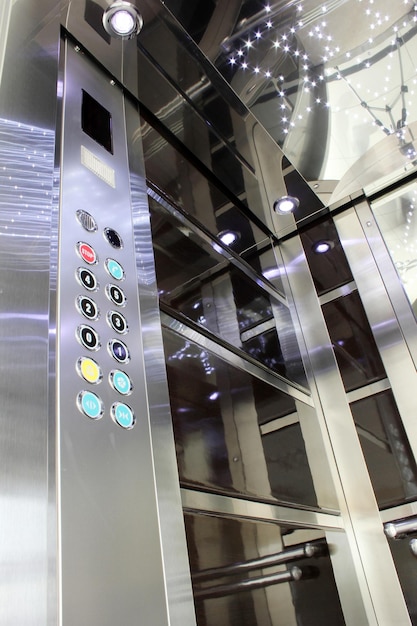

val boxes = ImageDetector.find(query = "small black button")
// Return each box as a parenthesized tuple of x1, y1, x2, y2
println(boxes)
(109, 339, 130, 363)
(106, 284, 126, 306)
(77, 325, 100, 351)
(104, 227, 123, 249)
(107, 310, 128, 334)
(77, 267, 98, 291)
(77, 295, 99, 320)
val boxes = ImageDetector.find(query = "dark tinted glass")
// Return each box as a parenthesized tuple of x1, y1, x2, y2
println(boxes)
(300, 216, 354, 295)
(322, 290, 386, 391)
(150, 197, 307, 386)
(351, 390, 417, 507)
(162, 328, 321, 508)
(184, 512, 345, 626)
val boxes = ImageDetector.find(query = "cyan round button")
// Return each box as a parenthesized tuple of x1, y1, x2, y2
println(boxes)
(105, 258, 125, 281)
(110, 370, 132, 395)
(111, 402, 135, 429)
(77, 391, 103, 420)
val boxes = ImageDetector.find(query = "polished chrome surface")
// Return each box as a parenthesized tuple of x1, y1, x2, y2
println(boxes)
(0, 2, 59, 624)
(281, 233, 411, 623)
(335, 204, 417, 465)
(193, 567, 304, 600)
(192, 539, 327, 581)
(384, 516, 417, 539)
(127, 99, 196, 625)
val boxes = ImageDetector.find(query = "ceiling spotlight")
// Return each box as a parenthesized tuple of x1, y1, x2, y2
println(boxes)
(218, 230, 240, 246)
(103, 1, 143, 39)
(273, 195, 300, 214)
(312, 240, 334, 254)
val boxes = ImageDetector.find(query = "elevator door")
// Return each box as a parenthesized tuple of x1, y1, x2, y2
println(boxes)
(56, 37, 173, 626)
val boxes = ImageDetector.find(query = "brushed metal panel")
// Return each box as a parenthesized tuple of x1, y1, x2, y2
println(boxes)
(0, 2, 60, 625)
(57, 40, 173, 625)
(281, 234, 411, 624)
(126, 97, 197, 625)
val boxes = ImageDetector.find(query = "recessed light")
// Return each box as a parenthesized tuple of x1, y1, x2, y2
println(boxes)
(312, 239, 334, 254)
(103, 1, 143, 39)
(218, 230, 240, 246)
(273, 195, 300, 213)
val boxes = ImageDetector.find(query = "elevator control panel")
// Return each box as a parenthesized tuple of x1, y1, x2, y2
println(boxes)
(58, 42, 146, 434)
(73, 219, 135, 429)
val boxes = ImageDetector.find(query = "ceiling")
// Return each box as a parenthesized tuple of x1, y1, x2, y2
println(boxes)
(164, 0, 417, 202)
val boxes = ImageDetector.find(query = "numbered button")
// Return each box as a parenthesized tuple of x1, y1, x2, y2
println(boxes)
(76, 267, 98, 291)
(77, 325, 100, 351)
(108, 339, 130, 363)
(77, 241, 97, 265)
(107, 310, 128, 334)
(109, 370, 132, 395)
(106, 284, 126, 307)
(77, 295, 99, 321)
(105, 258, 125, 281)
(77, 357, 102, 384)
(111, 402, 135, 429)
(77, 390, 104, 420)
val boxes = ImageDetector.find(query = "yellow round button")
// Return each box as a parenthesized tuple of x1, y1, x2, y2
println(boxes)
(78, 357, 102, 384)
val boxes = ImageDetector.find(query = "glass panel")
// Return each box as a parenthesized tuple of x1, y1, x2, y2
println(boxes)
(350, 390, 417, 508)
(185, 512, 346, 626)
(162, 327, 321, 508)
(371, 183, 417, 316)
(142, 119, 268, 256)
(300, 216, 354, 296)
(387, 534, 417, 625)
(150, 196, 308, 387)
(322, 290, 387, 392)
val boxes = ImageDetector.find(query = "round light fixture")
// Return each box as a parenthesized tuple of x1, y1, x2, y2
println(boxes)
(218, 230, 240, 246)
(103, 1, 143, 39)
(312, 240, 334, 254)
(273, 195, 300, 214)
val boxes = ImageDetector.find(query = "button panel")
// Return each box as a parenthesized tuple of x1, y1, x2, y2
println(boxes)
(72, 216, 137, 429)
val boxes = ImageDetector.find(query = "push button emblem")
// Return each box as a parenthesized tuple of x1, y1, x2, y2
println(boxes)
(77, 242, 97, 265)
(111, 402, 135, 429)
(77, 390, 103, 420)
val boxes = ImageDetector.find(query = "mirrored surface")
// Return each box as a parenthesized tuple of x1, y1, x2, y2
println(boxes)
(184, 512, 345, 626)
(162, 327, 320, 508)
(350, 390, 417, 508)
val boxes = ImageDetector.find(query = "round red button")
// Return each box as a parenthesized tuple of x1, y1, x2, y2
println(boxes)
(77, 242, 97, 265)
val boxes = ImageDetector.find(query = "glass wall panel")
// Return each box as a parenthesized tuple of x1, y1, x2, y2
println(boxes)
(150, 196, 307, 387)
(322, 291, 387, 392)
(162, 327, 321, 509)
(300, 216, 354, 296)
(184, 512, 346, 626)
(350, 391, 417, 508)
(387, 533, 417, 625)
(371, 182, 417, 316)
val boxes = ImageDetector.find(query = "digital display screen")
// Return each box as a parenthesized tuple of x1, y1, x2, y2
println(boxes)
(81, 90, 113, 154)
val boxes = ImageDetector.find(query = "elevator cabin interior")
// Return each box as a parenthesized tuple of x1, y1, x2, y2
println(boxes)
(2, 0, 417, 625)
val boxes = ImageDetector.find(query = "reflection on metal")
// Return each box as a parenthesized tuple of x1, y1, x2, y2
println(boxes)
(181, 488, 342, 526)
(409, 537, 417, 557)
(384, 516, 417, 539)
(193, 539, 327, 582)
(193, 566, 315, 600)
